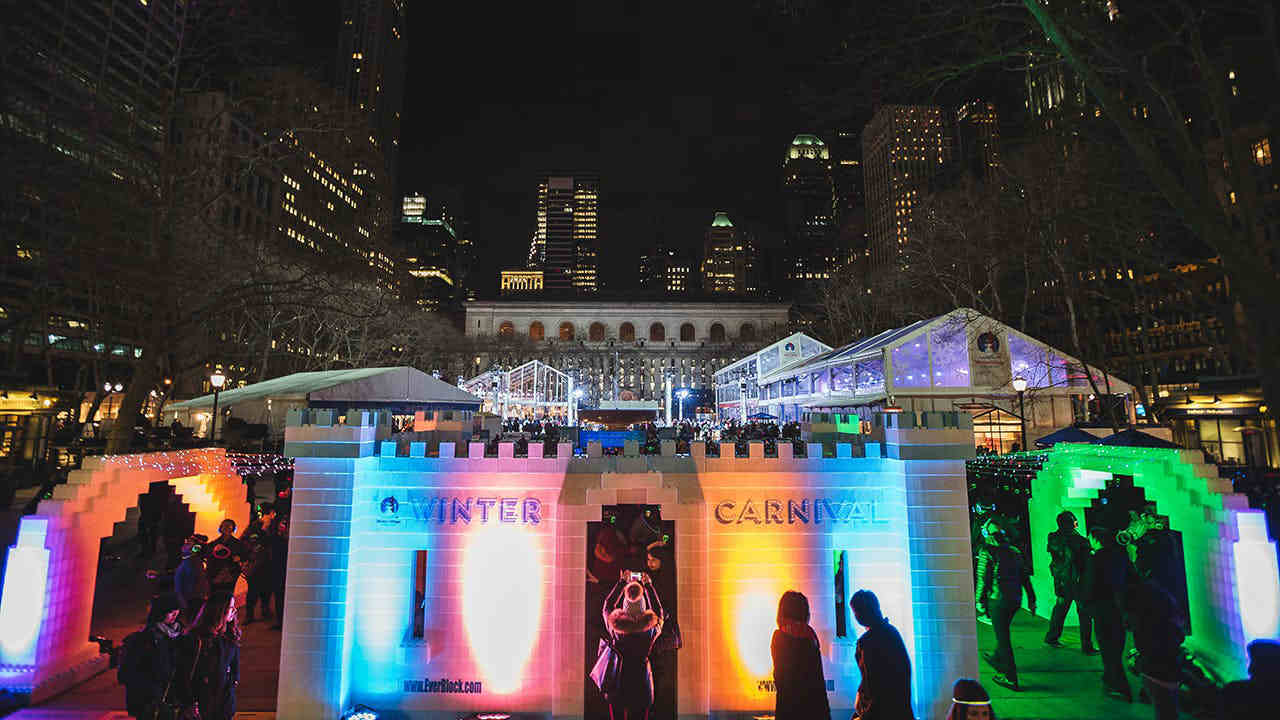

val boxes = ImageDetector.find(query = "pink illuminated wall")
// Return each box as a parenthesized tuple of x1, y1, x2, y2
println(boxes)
(0, 449, 248, 702)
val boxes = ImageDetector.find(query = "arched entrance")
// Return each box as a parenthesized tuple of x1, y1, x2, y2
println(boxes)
(1028, 443, 1279, 677)
(0, 449, 248, 702)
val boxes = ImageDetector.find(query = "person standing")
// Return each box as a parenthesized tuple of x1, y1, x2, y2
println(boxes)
(174, 535, 210, 624)
(239, 503, 277, 624)
(175, 592, 240, 720)
(1044, 511, 1095, 654)
(850, 589, 914, 720)
(1125, 578, 1186, 720)
(1084, 525, 1134, 701)
(601, 572, 664, 720)
(268, 513, 289, 630)
(206, 519, 244, 597)
(975, 520, 1036, 691)
(1220, 639, 1280, 717)
(771, 590, 831, 720)
(118, 593, 183, 719)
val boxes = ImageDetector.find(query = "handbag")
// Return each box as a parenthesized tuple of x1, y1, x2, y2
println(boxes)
(588, 635, 622, 696)
(157, 637, 203, 720)
(652, 612, 682, 653)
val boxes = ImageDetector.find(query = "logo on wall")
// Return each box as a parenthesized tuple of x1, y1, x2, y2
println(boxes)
(969, 326, 1012, 388)
(370, 492, 542, 527)
(975, 332, 1000, 353)
(380, 496, 400, 516)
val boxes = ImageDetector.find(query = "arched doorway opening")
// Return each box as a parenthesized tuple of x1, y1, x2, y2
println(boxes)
(649, 323, 665, 342)
(709, 323, 726, 343)
(529, 321, 545, 341)
(0, 450, 250, 703)
(619, 322, 636, 342)
(680, 323, 695, 342)
(739, 323, 756, 342)
(559, 322, 575, 341)
(498, 321, 515, 339)
(589, 322, 606, 342)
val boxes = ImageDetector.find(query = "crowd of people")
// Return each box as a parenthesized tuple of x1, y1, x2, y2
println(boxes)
(118, 501, 289, 719)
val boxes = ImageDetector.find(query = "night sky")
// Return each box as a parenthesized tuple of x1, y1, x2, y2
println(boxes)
(287, 2, 861, 295)
(397, 1, 839, 295)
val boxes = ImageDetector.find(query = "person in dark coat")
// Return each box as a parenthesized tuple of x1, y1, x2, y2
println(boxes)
(267, 514, 289, 630)
(850, 589, 914, 720)
(1044, 511, 1094, 653)
(771, 590, 831, 720)
(174, 534, 210, 624)
(206, 519, 244, 597)
(175, 592, 240, 720)
(239, 503, 277, 623)
(1124, 578, 1186, 720)
(975, 520, 1036, 691)
(120, 592, 183, 718)
(1220, 639, 1280, 718)
(1083, 525, 1134, 701)
(602, 572, 664, 720)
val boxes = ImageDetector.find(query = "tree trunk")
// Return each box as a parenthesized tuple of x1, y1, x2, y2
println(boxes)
(105, 358, 159, 454)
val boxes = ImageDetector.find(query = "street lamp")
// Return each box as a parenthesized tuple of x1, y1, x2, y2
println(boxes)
(1011, 376, 1028, 452)
(209, 370, 226, 444)
(676, 389, 690, 423)
(571, 388, 584, 426)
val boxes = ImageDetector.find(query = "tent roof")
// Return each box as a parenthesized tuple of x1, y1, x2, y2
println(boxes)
(1097, 428, 1182, 449)
(1035, 426, 1099, 447)
(168, 367, 481, 410)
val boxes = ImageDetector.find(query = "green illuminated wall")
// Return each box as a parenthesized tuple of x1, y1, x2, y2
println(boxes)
(1028, 443, 1280, 679)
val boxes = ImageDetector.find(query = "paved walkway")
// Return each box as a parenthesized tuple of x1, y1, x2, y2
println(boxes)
(975, 610, 1158, 720)
(19, 552, 1181, 720)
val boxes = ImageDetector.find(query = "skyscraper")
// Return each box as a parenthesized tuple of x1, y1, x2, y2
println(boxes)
(639, 242, 693, 296)
(782, 134, 837, 284)
(955, 100, 1000, 182)
(337, 1, 407, 180)
(528, 174, 600, 293)
(702, 212, 756, 296)
(862, 105, 951, 271)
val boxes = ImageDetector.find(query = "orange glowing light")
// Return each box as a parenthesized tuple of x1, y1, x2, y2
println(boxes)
(462, 523, 544, 694)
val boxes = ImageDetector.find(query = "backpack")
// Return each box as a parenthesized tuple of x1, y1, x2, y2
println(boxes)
(117, 629, 153, 688)
(995, 545, 1026, 588)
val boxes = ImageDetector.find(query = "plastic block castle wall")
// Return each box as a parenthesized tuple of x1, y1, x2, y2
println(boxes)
(1029, 443, 1280, 678)
(0, 449, 247, 702)
(277, 410, 978, 720)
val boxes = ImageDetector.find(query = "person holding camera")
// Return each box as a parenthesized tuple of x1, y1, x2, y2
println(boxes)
(601, 570, 664, 720)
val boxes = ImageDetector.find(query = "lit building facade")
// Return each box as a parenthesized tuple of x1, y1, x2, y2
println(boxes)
(398, 194, 461, 310)
(500, 270, 545, 295)
(463, 301, 790, 407)
(862, 105, 950, 271)
(337, 0, 406, 183)
(954, 100, 1000, 181)
(639, 242, 694, 295)
(701, 212, 756, 295)
(783, 134, 837, 282)
(528, 174, 600, 293)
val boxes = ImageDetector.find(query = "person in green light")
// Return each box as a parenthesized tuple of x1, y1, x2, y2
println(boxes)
(976, 519, 1036, 691)
(1043, 511, 1095, 654)
(1083, 525, 1134, 702)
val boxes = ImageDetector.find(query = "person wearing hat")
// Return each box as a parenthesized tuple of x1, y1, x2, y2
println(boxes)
(1044, 511, 1095, 653)
(118, 592, 183, 718)
(174, 534, 210, 623)
(945, 678, 995, 720)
